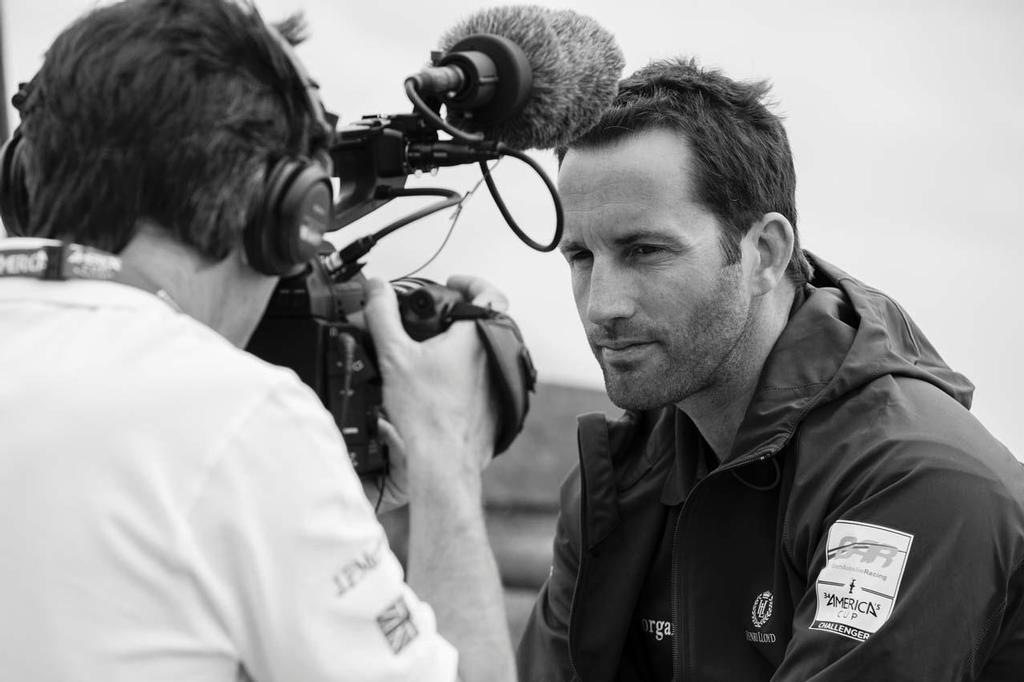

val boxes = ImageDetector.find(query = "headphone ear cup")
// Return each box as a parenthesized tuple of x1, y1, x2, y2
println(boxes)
(0, 131, 30, 235)
(245, 158, 332, 275)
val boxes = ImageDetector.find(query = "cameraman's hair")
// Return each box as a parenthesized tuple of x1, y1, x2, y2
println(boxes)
(15, 0, 314, 259)
(558, 57, 813, 286)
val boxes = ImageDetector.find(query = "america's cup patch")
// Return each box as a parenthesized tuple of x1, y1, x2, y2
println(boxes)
(810, 520, 913, 642)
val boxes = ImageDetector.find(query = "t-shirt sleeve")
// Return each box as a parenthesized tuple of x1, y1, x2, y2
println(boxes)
(183, 375, 458, 682)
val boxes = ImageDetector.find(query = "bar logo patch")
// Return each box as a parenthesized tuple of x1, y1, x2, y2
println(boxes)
(810, 520, 913, 642)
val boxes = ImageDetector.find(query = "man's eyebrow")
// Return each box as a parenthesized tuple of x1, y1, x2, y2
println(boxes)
(559, 229, 687, 255)
(612, 229, 686, 248)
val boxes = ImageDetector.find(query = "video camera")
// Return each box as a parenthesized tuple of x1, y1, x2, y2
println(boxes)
(247, 251, 538, 478)
(246, 32, 558, 478)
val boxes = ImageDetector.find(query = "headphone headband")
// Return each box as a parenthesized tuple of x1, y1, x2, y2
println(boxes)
(0, 18, 335, 276)
(265, 25, 334, 162)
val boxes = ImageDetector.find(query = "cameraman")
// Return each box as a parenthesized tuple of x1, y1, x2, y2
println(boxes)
(0, 1, 514, 681)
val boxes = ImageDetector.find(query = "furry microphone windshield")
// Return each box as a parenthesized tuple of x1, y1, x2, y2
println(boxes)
(438, 5, 625, 150)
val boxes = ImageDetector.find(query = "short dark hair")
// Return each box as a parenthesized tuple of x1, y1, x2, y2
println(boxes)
(16, 0, 314, 259)
(559, 57, 813, 286)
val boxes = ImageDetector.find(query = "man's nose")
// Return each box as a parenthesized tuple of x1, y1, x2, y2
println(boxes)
(584, 261, 634, 327)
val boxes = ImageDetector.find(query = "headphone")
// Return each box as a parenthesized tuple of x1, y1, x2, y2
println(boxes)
(0, 25, 334, 276)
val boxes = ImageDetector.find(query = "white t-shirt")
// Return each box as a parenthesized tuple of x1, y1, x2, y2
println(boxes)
(0, 272, 457, 681)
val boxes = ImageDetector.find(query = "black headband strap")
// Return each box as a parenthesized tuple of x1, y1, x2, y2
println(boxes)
(0, 239, 181, 311)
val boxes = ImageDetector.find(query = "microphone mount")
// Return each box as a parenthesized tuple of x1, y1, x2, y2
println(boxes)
(418, 34, 533, 125)
(324, 40, 562, 255)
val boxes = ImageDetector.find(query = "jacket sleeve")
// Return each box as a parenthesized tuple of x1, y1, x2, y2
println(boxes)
(516, 465, 583, 682)
(774, 435, 1024, 682)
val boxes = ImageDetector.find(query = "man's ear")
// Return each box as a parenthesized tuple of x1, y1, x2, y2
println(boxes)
(745, 212, 794, 296)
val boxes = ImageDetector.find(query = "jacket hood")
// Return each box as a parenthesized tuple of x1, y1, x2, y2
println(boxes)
(728, 251, 975, 464)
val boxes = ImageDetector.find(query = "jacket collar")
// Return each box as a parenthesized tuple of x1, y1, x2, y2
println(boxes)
(730, 251, 973, 467)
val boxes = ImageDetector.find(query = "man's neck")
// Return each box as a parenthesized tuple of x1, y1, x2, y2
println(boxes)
(118, 222, 276, 346)
(677, 284, 796, 463)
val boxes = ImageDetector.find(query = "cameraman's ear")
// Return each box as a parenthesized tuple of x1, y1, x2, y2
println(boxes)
(445, 274, 509, 313)
(745, 212, 794, 297)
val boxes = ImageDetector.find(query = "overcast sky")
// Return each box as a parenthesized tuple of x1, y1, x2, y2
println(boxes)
(4, 0, 1022, 458)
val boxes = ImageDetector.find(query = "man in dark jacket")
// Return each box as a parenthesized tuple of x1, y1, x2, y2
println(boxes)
(516, 57, 1024, 681)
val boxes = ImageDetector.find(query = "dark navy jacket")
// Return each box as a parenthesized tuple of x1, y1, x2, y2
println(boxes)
(517, 255, 1024, 681)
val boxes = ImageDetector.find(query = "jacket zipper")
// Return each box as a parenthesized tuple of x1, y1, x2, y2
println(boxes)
(671, 450, 777, 681)
(670, 503, 684, 681)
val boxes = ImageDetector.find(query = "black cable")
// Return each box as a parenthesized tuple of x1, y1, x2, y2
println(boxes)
(404, 77, 562, 252)
(479, 144, 563, 252)
(374, 474, 386, 514)
(404, 78, 484, 144)
(371, 187, 463, 242)
(397, 218, 458, 280)
(398, 160, 497, 279)
(338, 187, 463, 267)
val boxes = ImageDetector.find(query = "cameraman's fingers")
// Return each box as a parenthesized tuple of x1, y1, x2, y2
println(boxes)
(362, 278, 408, 350)
(376, 417, 406, 459)
(446, 274, 509, 313)
(376, 418, 409, 504)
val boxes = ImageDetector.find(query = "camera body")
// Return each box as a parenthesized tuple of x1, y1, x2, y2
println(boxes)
(246, 245, 535, 477)
(247, 252, 384, 475)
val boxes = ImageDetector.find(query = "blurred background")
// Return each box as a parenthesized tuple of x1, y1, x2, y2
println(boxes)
(4, 0, 1023, 639)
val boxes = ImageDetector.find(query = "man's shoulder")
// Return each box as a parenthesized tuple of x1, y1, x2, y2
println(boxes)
(148, 311, 298, 391)
(801, 374, 1014, 463)
(96, 297, 308, 404)
(0, 283, 344, 523)
(793, 374, 1024, 510)
(1, 281, 325, 436)
(557, 406, 674, 513)
(141, 313, 333, 439)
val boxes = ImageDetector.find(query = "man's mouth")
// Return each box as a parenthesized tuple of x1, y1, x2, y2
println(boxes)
(595, 339, 655, 362)
(595, 337, 652, 351)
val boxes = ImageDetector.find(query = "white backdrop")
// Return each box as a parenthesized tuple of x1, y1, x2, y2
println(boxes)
(4, 0, 1022, 458)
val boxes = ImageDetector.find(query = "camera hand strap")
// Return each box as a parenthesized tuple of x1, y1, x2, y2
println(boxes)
(474, 312, 537, 455)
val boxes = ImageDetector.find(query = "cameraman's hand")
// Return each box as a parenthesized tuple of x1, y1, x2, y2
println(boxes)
(365, 276, 517, 682)
(362, 277, 500, 488)
(444, 274, 509, 313)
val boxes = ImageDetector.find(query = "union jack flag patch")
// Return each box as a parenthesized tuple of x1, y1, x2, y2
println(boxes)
(376, 596, 419, 654)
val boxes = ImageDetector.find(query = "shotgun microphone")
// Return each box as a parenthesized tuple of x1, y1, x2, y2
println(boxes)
(410, 5, 624, 150)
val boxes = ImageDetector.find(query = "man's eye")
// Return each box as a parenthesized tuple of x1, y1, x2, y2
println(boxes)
(628, 245, 661, 257)
(564, 250, 592, 264)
